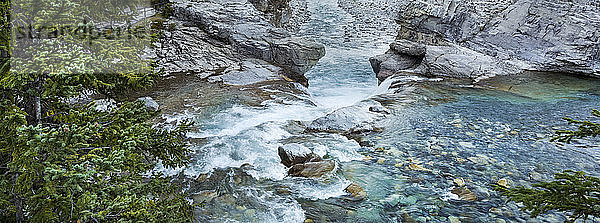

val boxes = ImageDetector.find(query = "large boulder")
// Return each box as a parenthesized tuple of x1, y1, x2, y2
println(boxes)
(278, 143, 322, 168)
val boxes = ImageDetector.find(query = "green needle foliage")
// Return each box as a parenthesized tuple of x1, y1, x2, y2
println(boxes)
(495, 171, 600, 223)
(496, 109, 600, 222)
(1, 0, 195, 222)
(552, 109, 600, 143)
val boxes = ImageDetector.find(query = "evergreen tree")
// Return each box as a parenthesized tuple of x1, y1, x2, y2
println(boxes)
(1, 0, 194, 222)
(496, 109, 600, 223)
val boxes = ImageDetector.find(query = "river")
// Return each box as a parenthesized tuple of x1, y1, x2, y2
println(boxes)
(152, 0, 600, 222)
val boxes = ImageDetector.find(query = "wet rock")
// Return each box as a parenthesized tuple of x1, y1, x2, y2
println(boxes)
(458, 142, 475, 149)
(192, 190, 218, 204)
(243, 208, 256, 217)
(300, 200, 352, 222)
(406, 163, 431, 172)
(489, 207, 502, 215)
(402, 213, 416, 223)
(288, 160, 335, 178)
(449, 216, 461, 223)
(307, 100, 386, 134)
(529, 171, 544, 182)
(344, 183, 367, 200)
(453, 178, 465, 187)
(278, 143, 322, 168)
(496, 179, 510, 188)
(137, 97, 159, 112)
(451, 187, 477, 201)
(380, 194, 401, 206)
(398, 196, 418, 206)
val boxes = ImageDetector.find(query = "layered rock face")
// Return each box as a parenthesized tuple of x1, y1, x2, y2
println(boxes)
(370, 0, 600, 82)
(155, 0, 325, 86)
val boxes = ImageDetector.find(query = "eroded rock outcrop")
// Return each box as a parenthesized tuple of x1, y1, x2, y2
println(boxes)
(155, 0, 325, 86)
(368, 0, 600, 82)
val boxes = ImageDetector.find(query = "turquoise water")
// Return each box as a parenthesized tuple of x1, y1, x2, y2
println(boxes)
(152, 0, 600, 222)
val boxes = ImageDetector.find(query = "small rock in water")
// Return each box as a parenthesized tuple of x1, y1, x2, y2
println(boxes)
(193, 190, 218, 204)
(243, 209, 256, 217)
(497, 178, 510, 188)
(398, 196, 418, 205)
(407, 163, 432, 172)
(288, 160, 335, 178)
(344, 183, 367, 200)
(451, 187, 477, 201)
(489, 207, 502, 215)
(380, 194, 401, 206)
(137, 97, 160, 112)
(529, 171, 543, 181)
(453, 178, 465, 187)
(402, 213, 416, 223)
(458, 142, 475, 148)
(448, 216, 461, 223)
(467, 155, 490, 165)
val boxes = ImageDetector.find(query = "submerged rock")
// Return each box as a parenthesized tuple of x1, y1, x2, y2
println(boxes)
(344, 183, 367, 201)
(496, 178, 510, 188)
(451, 186, 477, 201)
(278, 143, 322, 168)
(288, 160, 335, 178)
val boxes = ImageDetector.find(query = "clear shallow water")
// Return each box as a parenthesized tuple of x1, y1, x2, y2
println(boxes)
(152, 0, 600, 222)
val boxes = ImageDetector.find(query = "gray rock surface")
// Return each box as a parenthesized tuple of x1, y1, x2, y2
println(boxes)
(366, 0, 600, 82)
(288, 160, 335, 178)
(278, 143, 322, 168)
(137, 97, 160, 112)
(307, 100, 387, 134)
(155, 0, 325, 86)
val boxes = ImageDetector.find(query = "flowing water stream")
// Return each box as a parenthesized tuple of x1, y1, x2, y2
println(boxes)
(152, 0, 600, 222)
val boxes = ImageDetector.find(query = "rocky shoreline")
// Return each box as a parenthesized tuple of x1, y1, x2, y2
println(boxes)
(155, 0, 325, 86)
(366, 0, 600, 84)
